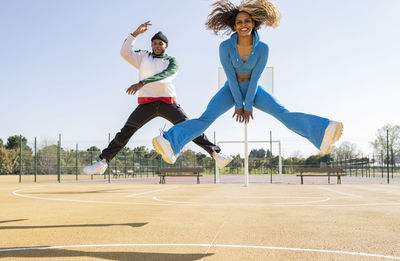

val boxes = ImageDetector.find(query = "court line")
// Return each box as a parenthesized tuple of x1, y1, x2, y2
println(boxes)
(125, 186, 179, 198)
(152, 196, 331, 205)
(12, 188, 400, 207)
(0, 243, 399, 259)
(319, 187, 362, 198)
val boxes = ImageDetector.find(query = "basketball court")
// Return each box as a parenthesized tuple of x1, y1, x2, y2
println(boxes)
(1, 175, 400, 260)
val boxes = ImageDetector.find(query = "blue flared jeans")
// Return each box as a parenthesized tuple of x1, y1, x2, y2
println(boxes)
(164, 81, 331, 156)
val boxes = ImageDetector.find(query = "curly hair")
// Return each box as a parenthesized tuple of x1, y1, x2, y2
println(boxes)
(206, 0, 281, 35)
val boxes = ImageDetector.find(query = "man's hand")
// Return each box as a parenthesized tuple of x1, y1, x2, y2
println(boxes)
(243, 110, 254, 124)
(126, 82, 144, 95)
(232, 108, 244, 123)
(131, 21, 152, 37)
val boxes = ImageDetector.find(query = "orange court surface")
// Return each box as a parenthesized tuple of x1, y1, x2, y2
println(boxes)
(1, 175, 400, 261)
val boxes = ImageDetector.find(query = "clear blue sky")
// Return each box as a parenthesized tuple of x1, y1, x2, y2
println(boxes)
(1, 0, 399, 158)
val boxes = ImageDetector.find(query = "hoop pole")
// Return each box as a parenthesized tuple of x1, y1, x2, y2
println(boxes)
(244, 124, 249, 187)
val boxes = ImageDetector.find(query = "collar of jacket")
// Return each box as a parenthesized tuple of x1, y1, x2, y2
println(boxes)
(151, 52, 168, 58)
(229, 30, 260, 49)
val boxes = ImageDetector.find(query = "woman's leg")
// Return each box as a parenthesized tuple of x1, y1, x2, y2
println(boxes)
(163, 85, 235, 155)
(253, 87, 330, 149)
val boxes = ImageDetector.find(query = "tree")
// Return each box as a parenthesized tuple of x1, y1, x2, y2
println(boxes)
(5, 135, 33, 155)
(87, 146, 101, 152)
(177, 149, 196, 167)
(0, 148, 12, 174)
(304, 154, 333, 167)
(331, 141, 361, 161)
(37, 145, 58, 174)
(370, 124, 400, 157)
(0, 138, 4, 148)
(249, 148, 266, 158)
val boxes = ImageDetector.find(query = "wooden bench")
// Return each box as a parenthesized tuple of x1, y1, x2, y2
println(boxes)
(296, 168, 346, 184)
(159, 168, 204, 184)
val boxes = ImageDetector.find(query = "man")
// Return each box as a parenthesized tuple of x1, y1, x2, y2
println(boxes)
(83, 21, 232, 174)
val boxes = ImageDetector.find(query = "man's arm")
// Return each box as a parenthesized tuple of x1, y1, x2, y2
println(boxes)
(120, 21, 152, 68)
(141, 56, 178, 85)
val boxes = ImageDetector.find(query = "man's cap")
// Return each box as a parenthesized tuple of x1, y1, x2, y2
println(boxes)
(151, 31, 168, 44)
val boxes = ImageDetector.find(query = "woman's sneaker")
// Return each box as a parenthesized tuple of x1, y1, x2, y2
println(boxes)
(152, 135, 176, 164)
(83, 159, 108, 175)
(212, 152, 233, 169)
(320, 121, 343, 154)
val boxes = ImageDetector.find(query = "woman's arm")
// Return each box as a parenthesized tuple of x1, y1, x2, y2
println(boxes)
(244, 43, 269, 111)
(219, 42, 244, 109)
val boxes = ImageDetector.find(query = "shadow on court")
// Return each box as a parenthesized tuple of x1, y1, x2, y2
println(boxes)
(0, 222, 148, 230)
(0, 248, 214, 261)
(0, 219, 28, 224)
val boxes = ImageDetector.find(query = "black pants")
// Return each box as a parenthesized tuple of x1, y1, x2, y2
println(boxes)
(101, 101, 220, 161)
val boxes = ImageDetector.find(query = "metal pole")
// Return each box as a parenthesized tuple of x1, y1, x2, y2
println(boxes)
(57, 134, 61, 183)
(387, 129, 390, 184)
(108, 133, 111, 183)
(244, 123, 249, 187)
(214, 131, 217, 184)
(76, 144, 79, 181)
(278, 141, 282, 183)
(19, 135, 22, 183)
(391, 145, 394, 179)
(270, 131, 272, 158)
(34, 137, 37, 183)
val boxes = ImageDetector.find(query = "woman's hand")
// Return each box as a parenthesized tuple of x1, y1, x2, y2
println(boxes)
(232, 108, 244, 123)
(126, 82, 144, 95)
(132, 21, 152, 37)
(243, 110, 254, 124)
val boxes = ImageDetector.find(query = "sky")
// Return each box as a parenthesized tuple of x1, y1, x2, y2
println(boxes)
(1, 0, 399, 158)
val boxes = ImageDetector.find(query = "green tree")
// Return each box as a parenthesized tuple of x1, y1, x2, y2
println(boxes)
(249, 148, 266, 158)
(37, 145, 58, 174)
(177, 149, 197, 167)
(0, 138, 4, 148)
(5, 135, 33, 155)
(304, 154, 333, 167)
(0, 148, 12, 174)
(87, 146, 101, 152)
(370, 124, 400, 159)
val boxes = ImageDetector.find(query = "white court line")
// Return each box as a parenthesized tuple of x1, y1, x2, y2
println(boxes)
(12, 188, 400, 207)
(0, 243, 399, 259)
(125, 186, 179, 198)
(152, 196, 331, 205)
(319, 187, 363, 198)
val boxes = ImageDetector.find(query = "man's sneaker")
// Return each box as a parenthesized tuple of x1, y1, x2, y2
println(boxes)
(152, 135, 176, 164)
(212, 152, 233, 169)
(320, 121, 343, 155)
(83, 159, 108, 175)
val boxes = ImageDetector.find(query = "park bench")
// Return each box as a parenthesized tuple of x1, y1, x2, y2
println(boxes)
(296, 168, 346, 184)
(159, 168, 204, 184)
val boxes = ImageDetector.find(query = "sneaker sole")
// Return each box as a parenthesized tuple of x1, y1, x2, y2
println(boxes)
(216, 158, 233, 169)
(152, 137, 175, 164)
(320, 122, 344, 154)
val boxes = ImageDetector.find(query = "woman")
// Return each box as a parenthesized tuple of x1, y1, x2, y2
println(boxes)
(153, 0, 343, 164)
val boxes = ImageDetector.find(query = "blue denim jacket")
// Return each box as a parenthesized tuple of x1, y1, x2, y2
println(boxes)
(219, 31, 269, 111)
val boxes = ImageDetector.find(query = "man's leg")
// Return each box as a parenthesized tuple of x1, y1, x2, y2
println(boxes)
(100, 103, 158, 161)
(161, 85, 234, 156)
(158, 102, 220, 156)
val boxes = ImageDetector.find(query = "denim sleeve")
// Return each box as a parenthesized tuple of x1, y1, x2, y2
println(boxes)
(219, 43, 243, 109)
(244, 44, 269, 111)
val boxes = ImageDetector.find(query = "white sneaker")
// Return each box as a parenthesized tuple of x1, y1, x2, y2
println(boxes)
(212, 152, 233, 169)
(320, 121, 343, 155)
(152, 135, 176, 164)
(83, 159, 108, 175)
